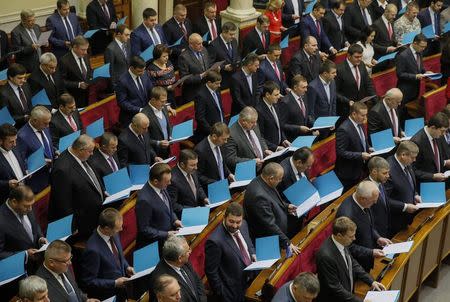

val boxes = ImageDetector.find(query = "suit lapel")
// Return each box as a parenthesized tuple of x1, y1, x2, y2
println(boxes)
(5, 206, 33, 244)
(237, 125, 257, 157)
(222, 225, 248, 264)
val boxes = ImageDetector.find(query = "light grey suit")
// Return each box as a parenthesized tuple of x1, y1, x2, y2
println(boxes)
(104, 39, 131, 86)
(11, 23, 42, 72)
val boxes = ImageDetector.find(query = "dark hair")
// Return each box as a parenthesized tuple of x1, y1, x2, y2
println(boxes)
(0, 123, 18, 139)
(292, 147, 313, 162)
(151, 86, 168, 100)
(71, 35, 89, 48)
(222, 22, 237, 33)
(98, 208, 121, 229)
(210, 122, 230, 136)
(313, 2, 326, 11)
(347, 43, 364, 55)
(143, 7, 157, 19)
(224, 202, 243, 217)
(263, 81, 280, 96)
(130, 56, 146, 69)
(7, 63, 27, 79)
(179, 149, 198, 165)
(267, 43, 282, 53)
(360, 25, 376, 46)
(115, 24, 128, 35)
(413, 33, 427, 44)
(150, 163, 171, 182)
(291, 74, 307, 87)
(99, 132, 117, 146)
(205, 70, 222, 83)
(320, 59, 336, 74)
(257, 15, 270, 25)
(242, 53, 259, 66)
(204, 1, 217, 10)
(58, 93, 75, 107)
(330, 0, 346, 10)
(350, 101, 368, 113)
(9, 185, 34, 202)
(441, 107, 450, 119)
(153, 274, 177, 295)
(153, 44, 171, 60)
(57, 0, 69, 9)
(428, 112, 449, 128)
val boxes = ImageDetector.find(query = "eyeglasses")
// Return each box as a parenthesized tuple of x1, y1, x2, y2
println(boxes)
(50, 255, 73, 264)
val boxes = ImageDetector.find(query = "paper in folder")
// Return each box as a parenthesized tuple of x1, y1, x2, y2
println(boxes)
(376, 52, 397, 64)
(228, 114, 239, 127)
(103, 168, 133, 204)
(86, 117, 104, 138)
(289, 135, 316, 151)
(0, 251, 26, 286)
(370, 129, 395, 155)
(280, 35, 289, 49)
(310, 116, 339, 130)
(0, 68, 7, 81)
(303, 0, 317, 15)
(93, 63, 111, 79)
(128, 164, 150, 191)
(382, 241, 414, 255)
(140, 44, 155, 62)
(84, 29, 100, 38)
(207, 179, 231, 208)
(283, 177, 320, 217)
(129, 241, 159, 280)
(27, 147, 46, 174)
(313, 170, 343, 206)
(117, 16, 127, 25)
(245, 235, 280, 271)
(230, 160, 256, 188)
(58, 130, 81, 152)
(421, 24, 436, 39)
(401, 117, 424, 140)
(417, 182, 446, 208)
(177, 207, 210, 236)
(38, 214, 74, 252)
(31, 89, 52, 106)
(0, 106, 15, 125)
(364, 290, 400, 302)
(170, 119, 193, 143)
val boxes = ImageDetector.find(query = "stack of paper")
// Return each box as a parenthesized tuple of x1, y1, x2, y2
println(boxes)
(370, 129, 395, 155)
(58, 130, 81, 152)
(86, 117, 104, 138)
(0, 251, 26, 286)
(283, 178, 320, 217)
(177, 207, 210, 236)
(129, 242, 159, 280)
(417, 182, 446, 208)
(313, 171, 344, 205)
(38, 215, 74, 252)
(31, 89, 52, 106)
(364, 290, 400, 302)
(207, 179, 231, 208)
(382, 241, 414, 255)
(289, 135, 316, 151)
(103, 168, 133, 204)
(0, 106, 15, 125)
(245, 235, 280, 271)
(401, 118, 424, 140)
(310, 116, 339, 130)
(170, 120, 193, 143)
(128, 165, 150, 191)
(230, 160, 256, 188)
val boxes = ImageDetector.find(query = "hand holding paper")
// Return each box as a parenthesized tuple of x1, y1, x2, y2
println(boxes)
(244, 235, 280, 271)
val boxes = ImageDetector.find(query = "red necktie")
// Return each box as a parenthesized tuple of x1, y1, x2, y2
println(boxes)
(210, 19, 217, 40)
(261, 32, 266, 48)
(298, 97, 306, 117)
(233, 232, 252, 266)
(315, 20, 321, 35)
(68, 115, 77, 131)
(109, 238, 121, 267)
(415, 53, 421, 69)
(390, 108, 398, 136)
(387, 22, 393, 40)
(272, 62, 281, 80)
(432, 139, 440, 172)
(354, 65, 360, 89)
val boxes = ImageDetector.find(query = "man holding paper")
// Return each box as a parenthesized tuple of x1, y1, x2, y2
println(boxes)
(49, 93, 83, 147)
(89, 132, 121, 183)
(372, 4, 399, 60)
(86, 0, 118, 55)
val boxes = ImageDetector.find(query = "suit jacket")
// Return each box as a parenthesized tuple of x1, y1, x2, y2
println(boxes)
(258, 58, 288, 94)
(336, 195, 381, 271)
(335, 118, 370, 187)
(162, 17, 192, 59)
(385, 155, 418, 234)
(207, 37, 240, 88)
(135, 182, 178, 249)
(194, 85, 225, 138)
(395, 47, 425, 103)
(344, 2, 374, 43)
(116, 71, 153, 125)
(223, 122, 268, 171)
(28, 68, 66, 108)
(417, 7, 441, 35)
(271, 281, 296, 302)
(307, 76, 337, 119)
(49, 110, 83, 148)
(0, 148, 26, 203)
(289, 50, 321, 84)
(282, 0, 304, 28)
(88, 148, 121, 183)
(372, 17, 398, 59)
(205, 222, 255, 302)
(0, 202, 43, 259)
(243, 176, 290, 246)
(36, 265, 87, 302)
(117, 127, 157, 167)
(48, 151, 104, 238)
(11, 23, 41, 72)
(0, 30, 9, 70)
(369, 0, 386, 21)
(241, 28, 270, 57)
(130, 23, 166, 57)
(104, 40, 131, 86)
(335, 60, 376, 116)
(178, 48, 210, 102)
(150, 261, 206, 302)
(141, 104, 172, 158)
(367, 100, 402, 136)
(278, 156, 303, 196)
(86, 0, 117, 29)
(279, 92, 314, 141)
(192, 16, 222, 43)
(0, 82, 32, 128)
(300, 15, 333, 52)
(255, 100, 286, 151)
(80, 232, 129, 300)
(323, 10, 348, 50)
(366, 178, 392, 238)
(59, 52, 93, 107)
(230, 69, 260, 115)
(46, 12, 82, 58)
(316, 237, 373, 302)
(194, 137, 231, 190)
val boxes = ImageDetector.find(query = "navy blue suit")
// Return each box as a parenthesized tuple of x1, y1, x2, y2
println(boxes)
(230, 69, 260, 115)
(130, 24, 166, 56)
(282, 0, 304, 28)
(194, 85, 225, 139)
(257, 58, 288, 94)
(46, 12, 82, 58)
(207, 37, 240, 89)
(418, 8, 441, 35)
(271, 281, 296, 302)
(307, 76, 337, 119)
(300, 15, 333, 52)
(0, 148, 26, 203)
(395, 47, 425, 104)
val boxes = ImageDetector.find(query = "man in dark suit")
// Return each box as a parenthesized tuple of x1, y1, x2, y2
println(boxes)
(335, 44, 376, 117)
(105, 25, 131, 88)
(48, 135, 105, 239)
(194, 71, 225, 140)
(417, 0, 443, 55)
(241, 15, 271, 57)
(323, 1, 349, 51)
(0, 185, 46, 260)
(178, 33, 212, 103)
(11, 10, 43, 72)
(193, 1, 222, 44)
(135, 163, 182, 249)
(49, 93, 83, 148)
(244, 163, 300, 253)
(36, 240, 100, 302)
(385, 141, 421, 234)
(59, 36, 93, 108)
(372, 4, 399, 60)
(300, 3, 338, 54)
(316, 217, 385, 302)
(153, 275, 182, 301)
(88, 132, 121, 183)
(272, 272, 319, 302)
(80, 208, 134, 302)
(150, 236, 206, 302)
(289, 36, 322, 84)
(205, 202, 256, 302)
(0, 124, 27, 204)
(368, 88, 403, 141)
(208, 22, 240, 89)
(280, 75, 319, 142)
(86, 0, 117, 55)
(117, 113, 159, 167)
(335, 102, 373, 191)
(130, 8, 166, 57)
(28, 52, 66, 109)
(344, 0, 374, 43)
(336, 181, 392, 272)
(230, 53, 260, 115)
(167, 150, 209, 216)
(370, 0, 389, 20)
(0, 63, 32, 128)
(282, 0, 304, 29)
(163, 4, 192, 66)
(0, 29, 10, 70)
(307, 60, 337, 120)
(17, 106, 55, 193)
(258, 44, 288, 95)
(223, 107, 269, 171)
(411, 112, 450, 182)
(194, 122, 234, 191)
(46, 0, 83, 58)
(256, 81, 291, 151)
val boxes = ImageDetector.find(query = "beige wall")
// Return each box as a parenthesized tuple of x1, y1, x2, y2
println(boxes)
(0, 0, 57, 32)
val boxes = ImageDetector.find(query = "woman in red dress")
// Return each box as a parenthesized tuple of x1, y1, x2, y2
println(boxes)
(264, 0, 286, 44)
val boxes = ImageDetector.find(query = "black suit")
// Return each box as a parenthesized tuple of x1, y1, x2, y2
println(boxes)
(0, 30, 9, 70)
(241, 28, 270, 57)
(162, 17, 193, 65)
(59, 53, 93, 107)
(28, 68, 66, 108)
(86, 0, 117, 55)
(369, 1, 386, 21)
(141, 105, 172, 158)
(368, 100, 402, 137)
(323, 10, 348, 50)
(0, 148, 26, 203)
(178, 48, 211, 102)
(282, 0, 304, 28)
(372, 17, 398, 59)
(117, 127, 157, 167)
(11, 23, 41, 72)
(255, 100, 286, 151)
(88, 148, 121, 184)
(307, 76, 337, 119)
(243, 176, 291, 247)
(344, 2, 374, 43)
(49, 110, 83, 148)
(396, 47, 425, 104)
(0, 82, 32, 129)
(316, 237, 373, 302)
(192, 16, 222, 43)
(279, 92, 314, 141)
(208, 37, 240, 89)
(194, 85, 225, 139)
(336, 195, 381, 272)
(104, 40, 131, 87)
(230, 69, 260, 115)
(289, 50, 321, 84)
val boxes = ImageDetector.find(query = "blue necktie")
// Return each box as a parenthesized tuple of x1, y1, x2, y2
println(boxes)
(212, 91, 224, 122)
(215, 146, 225, 180)
(63, 17, 74, 41)
(434, 13, 440, 35)
(38, 130, 52, 159)
(227, 42, 233, 58)
(60, 273, 78, 302)
(357, 125, 366, 152)
(379, 184, 387, 208)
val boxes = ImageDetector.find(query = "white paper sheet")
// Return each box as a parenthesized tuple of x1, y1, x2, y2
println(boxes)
(176, 224, 207, 236)
(416, 202, 445, 208)
(151, 156, 176, 167)
(310, 125, 335, 130)
(370, 146, 395, 156)
(169, 136, 191, 144)
(317, 188, 343, 206)
(296, 192, 320, 217)
(364, 290, 400, 302)
(37, 236, 70, 252)
(263, 148, 289, 161)
(17, 165, 46, 182)
(229, 180, 251, 189)
(444, 171, 450, 178)
(128, 266, 156, 281)
(206, 199, 229, 208)
(400, 136, 411, 141)
(103, 189, 131, 205)
(130, 184, 145, 191)
(244, 259, 279, 271)
(382, 241, 414, 254)
(37, 31, 52, 45)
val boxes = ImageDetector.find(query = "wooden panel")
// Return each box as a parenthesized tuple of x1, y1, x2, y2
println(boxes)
(390, 267, 404, 300)
(404, 243, 423, 301)
(113, 0, 131, 28)
(176, 0, 203, 21)
(421, 222, 443, 282)
(441, 216, 450, 261)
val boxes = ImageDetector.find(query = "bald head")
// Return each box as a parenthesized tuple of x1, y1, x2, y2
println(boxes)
(131, 113, 150, 135)
(384, 88, 403, 110)
(354, 180, 379, 208)
(261, 162, 284, 188)
(189, 33, 203, 52)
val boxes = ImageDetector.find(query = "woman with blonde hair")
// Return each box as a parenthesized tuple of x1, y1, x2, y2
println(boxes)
(265, 0, 286, 44)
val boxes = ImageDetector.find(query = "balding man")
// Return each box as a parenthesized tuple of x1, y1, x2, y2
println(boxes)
(368, 88, 404, 142)
(244, 162, 300, 254)
(117, 113, 159, 167)
(178, 33, 212, 103)
(289, 36, 322, 84)
(336, 180, 392, 272)
(372, 4, 398, 60)
(88, 132, 121, 182)
(153, 275, 182, 302)
(272, 272, 320, 302)
(49, 134, 105, 239)
(49, 93, 83, 147)
(163, 4, 193, 66)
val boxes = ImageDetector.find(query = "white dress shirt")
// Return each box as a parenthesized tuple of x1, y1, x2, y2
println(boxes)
(0, 147, 24, 179)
